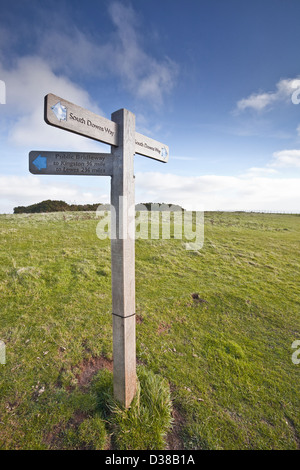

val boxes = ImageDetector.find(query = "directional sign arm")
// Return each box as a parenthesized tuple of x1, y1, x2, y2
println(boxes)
(135, 132, 169, 163)
(29, 151, 113, 176)
(44, 94, 119, 146)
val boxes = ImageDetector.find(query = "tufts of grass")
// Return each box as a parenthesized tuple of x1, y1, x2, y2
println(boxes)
(77, 416, 108, 450)
(109, 366, 173, 450)
(90, 368, 114, 419)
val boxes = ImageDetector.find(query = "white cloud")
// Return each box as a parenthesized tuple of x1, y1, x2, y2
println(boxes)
(1, 56, 102, 115)
(239, 167, 278, 177)
(237, 92, 277, 112)
(135, 171, 300, 212)
(104, 2, 178, 104)
(0, 174, 108, 213)
(236, 77, 300, 112)
(1, 169, 299, 214)
(0, 175, 77, 199)
(38, 2, 178, 106)
(171, 156, 197, 161)
(0, 56, 107, 151)
(270, 149, 300, 168)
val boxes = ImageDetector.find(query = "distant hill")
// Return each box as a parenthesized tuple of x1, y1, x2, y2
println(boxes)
(13, 200, 185, 214)
(13, 200, 102, 214)
(136, 203, 184, 211)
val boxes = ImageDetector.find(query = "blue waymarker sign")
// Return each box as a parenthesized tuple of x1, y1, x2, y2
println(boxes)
(32, 155, 47, 171)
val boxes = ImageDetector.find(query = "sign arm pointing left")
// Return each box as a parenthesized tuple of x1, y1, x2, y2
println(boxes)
(29, 151, 113, 176)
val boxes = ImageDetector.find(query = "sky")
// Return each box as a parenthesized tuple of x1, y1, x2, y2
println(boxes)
(1, 0, 300, 213)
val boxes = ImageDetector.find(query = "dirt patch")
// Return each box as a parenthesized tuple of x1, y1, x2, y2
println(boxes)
(76, 356, 113, 388)
(44, 410, 89, 449)
(45, 356, 113, 449)
(157, 322, 171, 335)
(166, 406, 186, 450)
(285, 415, 300, 449)
(191, 293, 208, 304)
(44, 422, 65, 449)
(136, 314, 143, 324)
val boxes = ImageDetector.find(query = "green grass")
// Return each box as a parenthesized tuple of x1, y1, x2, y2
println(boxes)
(0, 211, 299, 449)
(110, 367, 173, 450)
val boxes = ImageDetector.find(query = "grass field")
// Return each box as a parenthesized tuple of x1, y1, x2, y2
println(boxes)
(0, 210, 299, 450)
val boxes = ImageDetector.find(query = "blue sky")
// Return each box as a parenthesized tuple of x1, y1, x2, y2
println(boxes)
(1, 0, 300, 212)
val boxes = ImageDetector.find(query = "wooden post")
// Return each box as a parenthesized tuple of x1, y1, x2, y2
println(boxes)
(110, 109, 136, 407)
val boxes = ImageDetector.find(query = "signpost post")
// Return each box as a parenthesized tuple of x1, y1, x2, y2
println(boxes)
(30, 93, 169, 407)
(110, 109, 136, 407)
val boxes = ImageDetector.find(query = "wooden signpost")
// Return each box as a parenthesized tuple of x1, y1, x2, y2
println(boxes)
(30, 94, 169, 407)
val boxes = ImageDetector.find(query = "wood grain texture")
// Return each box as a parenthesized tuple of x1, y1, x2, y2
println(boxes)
(112, 314, 136, 408)
(111, 109, 136, 318)
(110, 108, 136, 407)
(44, 94, 118, 146)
